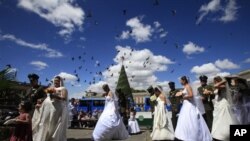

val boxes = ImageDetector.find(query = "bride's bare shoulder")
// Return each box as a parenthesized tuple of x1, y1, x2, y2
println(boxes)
(107, 91, 113, 97)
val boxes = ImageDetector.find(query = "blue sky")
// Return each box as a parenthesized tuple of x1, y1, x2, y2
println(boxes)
(0, 0, 250, 98)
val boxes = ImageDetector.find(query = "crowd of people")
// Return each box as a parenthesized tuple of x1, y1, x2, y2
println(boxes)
(3, 72, 250, 141)
(69, 99, 102, 129)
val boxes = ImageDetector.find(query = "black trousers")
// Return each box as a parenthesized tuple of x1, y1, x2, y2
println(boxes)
(172, 111, 178, 130)
(202, 109, 213, 131)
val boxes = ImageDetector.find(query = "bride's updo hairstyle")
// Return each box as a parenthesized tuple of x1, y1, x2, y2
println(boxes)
(102, 84, 110, 92)
(213, 76, 223, 83)
(180, 76, 189, 84)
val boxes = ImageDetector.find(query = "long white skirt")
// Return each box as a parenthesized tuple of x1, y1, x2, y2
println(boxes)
(32, 97, 67, 141)
(175, 100, 212, 141)
(150, 101, 175, 140)
(92, 111, 129, 141)
(151, 124, 175, 140)
(212, 98, 238, 141)
(128, 119, 140, 134)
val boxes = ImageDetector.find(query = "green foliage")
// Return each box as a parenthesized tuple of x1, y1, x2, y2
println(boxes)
(0, 68, 13, 90)
(116, 65, 134, 102)
(0, 67, 28, 108)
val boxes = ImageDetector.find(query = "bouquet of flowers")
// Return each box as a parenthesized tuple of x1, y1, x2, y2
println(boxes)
(150, 95, 157, 106)
(45, 87, 56, 94)
(44, 87, 57, 100)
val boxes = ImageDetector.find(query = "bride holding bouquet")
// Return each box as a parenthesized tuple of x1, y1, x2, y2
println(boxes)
(32, 76, 68, 141)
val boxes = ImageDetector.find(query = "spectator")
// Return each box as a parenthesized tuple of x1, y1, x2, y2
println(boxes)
(68, 98, 78, 128)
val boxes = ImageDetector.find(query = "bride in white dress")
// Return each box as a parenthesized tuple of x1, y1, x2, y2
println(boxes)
(175, 76, 212, 141)
(211, 76, 238, 141)
(150, 85, 175, 140)
(92, 84, 129, 141)
(32, 76, 68, 141)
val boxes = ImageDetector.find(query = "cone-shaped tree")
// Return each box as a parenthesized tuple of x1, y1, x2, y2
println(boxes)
(116, 65, 134, 103)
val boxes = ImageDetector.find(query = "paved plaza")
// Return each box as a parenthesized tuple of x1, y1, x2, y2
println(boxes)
(67, 128, 152, 141)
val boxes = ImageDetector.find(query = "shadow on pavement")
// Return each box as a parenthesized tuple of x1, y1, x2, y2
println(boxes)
(129, 130, 145, 135)
(67, 138, 92, 141)
(68, 127, 95, 130)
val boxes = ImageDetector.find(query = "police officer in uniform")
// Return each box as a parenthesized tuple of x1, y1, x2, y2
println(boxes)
(197, 75, 214, 131)
(168, 81, 181, 130)
(25, 73, 46, 115)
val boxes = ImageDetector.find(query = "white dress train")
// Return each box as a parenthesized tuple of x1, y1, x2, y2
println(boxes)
(211, 95, 238, 141)
(32, 87, 68, 141)
(128, 112, 140, 134)
(151, 97, 175, 140)
(175, 88, 212, 141)
(92, 92, 129, 141)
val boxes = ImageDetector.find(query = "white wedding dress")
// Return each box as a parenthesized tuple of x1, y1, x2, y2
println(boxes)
(211, 88, 238, 141)
(92, 92, 129, 141)
(151, 97, 175, 140)
(32, 87, 68, 141)
(175, 88, 212, 141)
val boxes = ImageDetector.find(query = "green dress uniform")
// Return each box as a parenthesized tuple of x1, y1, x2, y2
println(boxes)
(25, 85, 46, 116)
(198, 85, 214, 131)
(169, 89, 181, 130)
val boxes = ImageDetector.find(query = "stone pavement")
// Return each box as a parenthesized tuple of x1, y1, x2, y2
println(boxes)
(67, 128, 152, 141)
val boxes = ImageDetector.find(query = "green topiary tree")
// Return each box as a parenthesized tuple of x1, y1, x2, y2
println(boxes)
(116, 65, 134, 127)
(116, 65, 134, 104)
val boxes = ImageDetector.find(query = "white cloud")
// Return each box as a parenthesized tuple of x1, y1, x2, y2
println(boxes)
(80, 37, 86, 41)
(159, 32, 168, 38)
(182, 41, 205, 55)
(86, 81, 107, 94)
(18, 0, 84, 38)
(191, 63, 220, 76)
(86, 45, 174, 93)
(219, 0, 238, 22)
(215, 59, 239, 69)
(120, 31, 130, 39)
(197, 0, 221, 24)
(196, 0, 238, 24)
(153, 21, 161, 28)
(244, 58, 250, 63)
(126, 17, 153, 43)
(57, 72, 77, 84)
(190, 62, 231, 83)
(0, 33, 63, 58)
(190, 59, 236, 86)
(216, 71, 230, 77)
(118, 18, 168, 43)
(69, 91, 85, 99)
(30, 61, 48, 70)
(200, 0, 221, 12)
